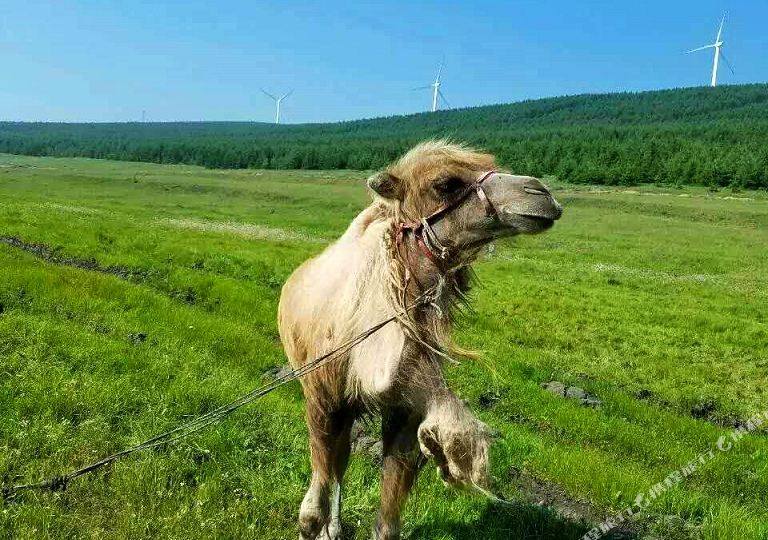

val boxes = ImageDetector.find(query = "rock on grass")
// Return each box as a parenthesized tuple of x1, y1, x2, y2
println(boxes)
(541, 381, 603, 409)
(350, 421, 383, 464)
(262, 364, 293, 380)
(128, 332, 148, 345)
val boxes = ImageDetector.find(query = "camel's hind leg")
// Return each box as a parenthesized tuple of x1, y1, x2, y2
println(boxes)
(300, 401, 353, 540)
(372, 406, 422, 540)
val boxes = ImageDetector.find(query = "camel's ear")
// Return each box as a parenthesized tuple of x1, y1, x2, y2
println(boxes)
(367, 171, 403, 200)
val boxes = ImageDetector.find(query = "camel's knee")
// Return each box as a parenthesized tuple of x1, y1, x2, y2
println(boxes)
(417, 399, 492, 488)
(300, 478, 345, 540)
(299, 483, 330, 540)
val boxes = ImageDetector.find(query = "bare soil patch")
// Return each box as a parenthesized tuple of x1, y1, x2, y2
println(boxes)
(0, 236, 148, 281)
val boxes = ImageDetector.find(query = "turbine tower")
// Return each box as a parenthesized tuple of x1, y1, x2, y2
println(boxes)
(686, 14, 734, 87)
(261, 89, 293, 124)
(414, 61, 450, 112)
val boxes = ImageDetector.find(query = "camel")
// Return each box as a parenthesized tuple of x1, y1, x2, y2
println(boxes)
(278, 140, 562, 540)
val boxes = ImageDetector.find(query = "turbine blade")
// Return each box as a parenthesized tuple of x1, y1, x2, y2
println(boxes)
(686, 44, 715, 53)
(716, 13, 725, 42)
(435, 61, 443, 83)
(412, 85, 432, 90)
(260, 89, 277, 100)
(438, 89, 450, 108)
(281, 89, 294, 100)
(720, 51, 735, 74)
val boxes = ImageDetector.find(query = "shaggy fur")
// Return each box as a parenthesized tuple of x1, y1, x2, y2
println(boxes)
(278, 140, 562, 540)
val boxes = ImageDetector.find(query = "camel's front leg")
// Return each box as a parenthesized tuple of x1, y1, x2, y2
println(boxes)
(327, 408, 353, 540)
(300, 403, 353, 540)
(372, 406, 423, 540)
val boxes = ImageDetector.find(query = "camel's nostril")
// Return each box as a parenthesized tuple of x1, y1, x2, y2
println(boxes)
(523, 186, 550, 196)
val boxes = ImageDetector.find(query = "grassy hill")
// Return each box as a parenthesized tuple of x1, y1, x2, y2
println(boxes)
(1, 84, 768, 187)
(1, 154, 767, 538)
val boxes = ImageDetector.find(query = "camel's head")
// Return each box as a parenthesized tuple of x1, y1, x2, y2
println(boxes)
(368, 140, 562, 257)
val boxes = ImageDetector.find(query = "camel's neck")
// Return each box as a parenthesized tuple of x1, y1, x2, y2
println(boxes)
(348, 205, 476, 352)
(401, 230, 473, 294)
(389, 230, 475, 348)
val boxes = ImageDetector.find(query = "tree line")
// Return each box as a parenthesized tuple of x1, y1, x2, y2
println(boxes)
(1, 84, 767, 188)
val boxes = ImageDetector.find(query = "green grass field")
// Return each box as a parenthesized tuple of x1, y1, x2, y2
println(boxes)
(0, 154, 766, 539)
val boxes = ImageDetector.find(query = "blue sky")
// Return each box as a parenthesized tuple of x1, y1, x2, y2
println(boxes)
(1, 0, 766, 123)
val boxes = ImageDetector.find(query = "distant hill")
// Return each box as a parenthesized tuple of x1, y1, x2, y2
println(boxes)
(2, 84, 767, 188)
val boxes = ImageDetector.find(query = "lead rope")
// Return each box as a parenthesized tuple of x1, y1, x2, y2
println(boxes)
(469, 480, 517, 508)
(1, 286, 442, 499)
(419, 218, 450, 261)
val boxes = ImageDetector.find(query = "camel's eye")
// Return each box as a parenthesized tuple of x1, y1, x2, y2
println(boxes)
(434, 177, 466, 196)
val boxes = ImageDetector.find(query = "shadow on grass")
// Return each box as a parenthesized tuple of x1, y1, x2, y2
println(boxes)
(405, 500, 635, 540)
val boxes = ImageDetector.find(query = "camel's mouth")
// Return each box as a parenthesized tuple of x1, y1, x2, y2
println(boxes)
(498, 207, 561, 235)
(461, 215, 554, 248)
(521, 215, 556, 231)
(509, 214, 556, 235)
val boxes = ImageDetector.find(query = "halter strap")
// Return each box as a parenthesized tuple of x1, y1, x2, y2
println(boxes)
(474, 170, 498, 219)
(397, 170, 499, 268)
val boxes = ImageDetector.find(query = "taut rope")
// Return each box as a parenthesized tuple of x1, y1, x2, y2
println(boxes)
(1, 287, 441, 499)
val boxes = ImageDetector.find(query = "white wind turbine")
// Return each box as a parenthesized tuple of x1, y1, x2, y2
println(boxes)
(686, 14, 734, 87)
(261, 89, 293, 124)
(414, 61, 450, 112)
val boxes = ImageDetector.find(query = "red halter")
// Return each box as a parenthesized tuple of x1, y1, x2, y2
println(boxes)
(396, 170, 499, 267)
